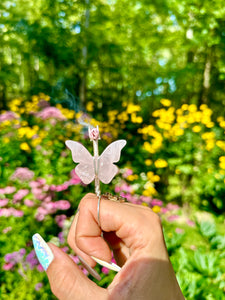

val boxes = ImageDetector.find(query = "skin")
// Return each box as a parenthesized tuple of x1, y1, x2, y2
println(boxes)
(46, 193, 185, 300)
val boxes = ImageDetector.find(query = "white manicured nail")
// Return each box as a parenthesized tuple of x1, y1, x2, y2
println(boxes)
(91, 256, 121, 272)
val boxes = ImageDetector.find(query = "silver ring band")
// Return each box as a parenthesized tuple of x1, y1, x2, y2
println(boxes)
(97, 195, 101, 227)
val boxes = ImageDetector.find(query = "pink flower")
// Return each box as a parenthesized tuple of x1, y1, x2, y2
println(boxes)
(37, 264, 44, 272)
(13, 189, 29, 202)
(139, 196, 152, 204)
(102, 267, 109, 275)
(70, 255, 80, 264)
(0, 111, 19, 123)
(2, 226, 12, 233)
(56, 200, 71, 210)
(3, 263, 14, 270)
(151, 199, 163, 207)
(55, 215, 67, 228)
(0, 186, 16, 194)
(24, 199, 35, 207)
(11, 167, 34, 182)
(70, 170, 82, 182)
(0, 199, 9, 207)
(166, 203, 180, 211)
(167, 215, 179, 222)
(186, 219, 195, 227)
(89, 126, 100, 141)
(36, 107, 66, 120)
(175, 228, 184, 234)
(35, 283, 43, 291)
(0, 208, 10, 217)
(114, 186, 121, 193)
(122, 168, 133, 178)
(120, 183, 132, 193)
(12, 209, 24, 217)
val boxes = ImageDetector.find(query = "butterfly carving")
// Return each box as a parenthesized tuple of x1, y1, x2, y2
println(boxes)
(65, 140, 126, 184)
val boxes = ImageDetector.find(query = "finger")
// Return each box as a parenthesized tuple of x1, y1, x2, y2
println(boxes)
(67, 211, 96, 266)
(33, 234, 107, 300)
(74, 193, 164, 263)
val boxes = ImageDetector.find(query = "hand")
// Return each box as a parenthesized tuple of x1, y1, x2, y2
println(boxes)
(33, 193, 184, 300)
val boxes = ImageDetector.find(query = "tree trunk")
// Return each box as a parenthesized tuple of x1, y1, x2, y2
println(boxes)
(199, 49, 212, 105)
(80, 0, 90, 106)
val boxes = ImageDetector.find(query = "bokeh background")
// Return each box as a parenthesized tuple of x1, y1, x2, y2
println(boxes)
(0, 0, 225, 299)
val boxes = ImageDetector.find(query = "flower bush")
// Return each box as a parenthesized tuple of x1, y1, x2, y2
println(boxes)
(0, 94, 225, 299)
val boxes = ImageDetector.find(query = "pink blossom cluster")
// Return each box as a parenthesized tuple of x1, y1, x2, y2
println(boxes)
(122, 168, 133, 178)
(55, 214, 67, 227)
(0, 111, 19, 123)
(3, 248, 42, 273)
(0, 208, 24, 217)
(13, 189, 29, 203)
(50, 171, 81, 192)
(0, 186, 16, 194)
(11, 167, 34, 182)
(36, 200, 70, 221)
(3, 248, 26, 271)
(0, 199, 9, 207)
(36, 107, 66, 120)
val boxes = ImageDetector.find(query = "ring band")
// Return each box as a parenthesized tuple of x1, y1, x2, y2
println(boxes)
(97, 195, 101, 227)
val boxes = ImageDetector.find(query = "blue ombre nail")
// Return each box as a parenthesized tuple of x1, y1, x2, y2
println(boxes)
(32, 233, 54, 271)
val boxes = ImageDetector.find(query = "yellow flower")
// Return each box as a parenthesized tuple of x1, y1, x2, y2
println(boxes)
(219, 156, 225, 162)
(160, 99, 171, 107)
(31, 137, 42, 147)
(175, 169, 181, 174)
(192, 125, 201, 133)
(152, 110, 160, 117)
(147, 172, 160, 182)
(216, 141, 225, 151)
(200, 104, 208, 111)
(86, 101, 94, 112)
(117, 111, 129, 123)
(152, 205, 161, 213)
(143, 185, 157, 196)
(154, 159, 168, 168)
(205, 140, 215, 151)
(202, 132, 215, 140)
(3, 137, 10, 143)
(127, 174, 139, 181)
(181, 104, 189, 111)
(131, 113, 143, 124)
(206, 122, 214, 128)
(127, 103, 141, 114)
(145, 159, 153, 166)
(188, 104, 197, 112)
(20, 142, 31, 152)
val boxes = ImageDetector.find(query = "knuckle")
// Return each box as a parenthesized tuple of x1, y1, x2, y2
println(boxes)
(79, 193, 96, 210)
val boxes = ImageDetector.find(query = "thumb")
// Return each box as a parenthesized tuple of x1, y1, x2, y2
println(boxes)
(32, 234, 106, 300)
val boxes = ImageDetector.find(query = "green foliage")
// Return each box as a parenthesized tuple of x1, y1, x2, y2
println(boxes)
(0, 95, 225, 299)
(1, 0, 225, 114)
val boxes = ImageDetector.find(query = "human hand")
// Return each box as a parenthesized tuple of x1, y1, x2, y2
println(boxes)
(33, 193, 184, 300)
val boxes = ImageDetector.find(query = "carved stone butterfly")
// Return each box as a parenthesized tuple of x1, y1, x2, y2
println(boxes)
(65, 140, 126, 184)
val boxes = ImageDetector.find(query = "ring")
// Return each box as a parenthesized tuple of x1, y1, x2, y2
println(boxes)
(102, 192, 126, 203)
(97, 195, 101, 227)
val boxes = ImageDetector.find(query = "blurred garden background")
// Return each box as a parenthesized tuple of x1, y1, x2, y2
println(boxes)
(0, 0, 225, 299)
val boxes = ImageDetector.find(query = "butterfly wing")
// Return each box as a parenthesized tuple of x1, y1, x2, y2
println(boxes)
(65, 140, 95, 184)
(98, 140, 126, 184)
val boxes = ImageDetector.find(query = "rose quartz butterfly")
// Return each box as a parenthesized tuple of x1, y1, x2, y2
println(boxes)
(65, 139, 126, 185)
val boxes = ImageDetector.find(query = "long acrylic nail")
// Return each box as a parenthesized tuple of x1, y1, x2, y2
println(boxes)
(78, 255, 101, 281)
(91, 256, 121, 272)
(32, 233, 54, 271)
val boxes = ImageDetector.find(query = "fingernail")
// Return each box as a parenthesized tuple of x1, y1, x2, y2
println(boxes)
(91, 256, 121, 272)
(32, 233, 54, 271)
(78, 255, 101, 281)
